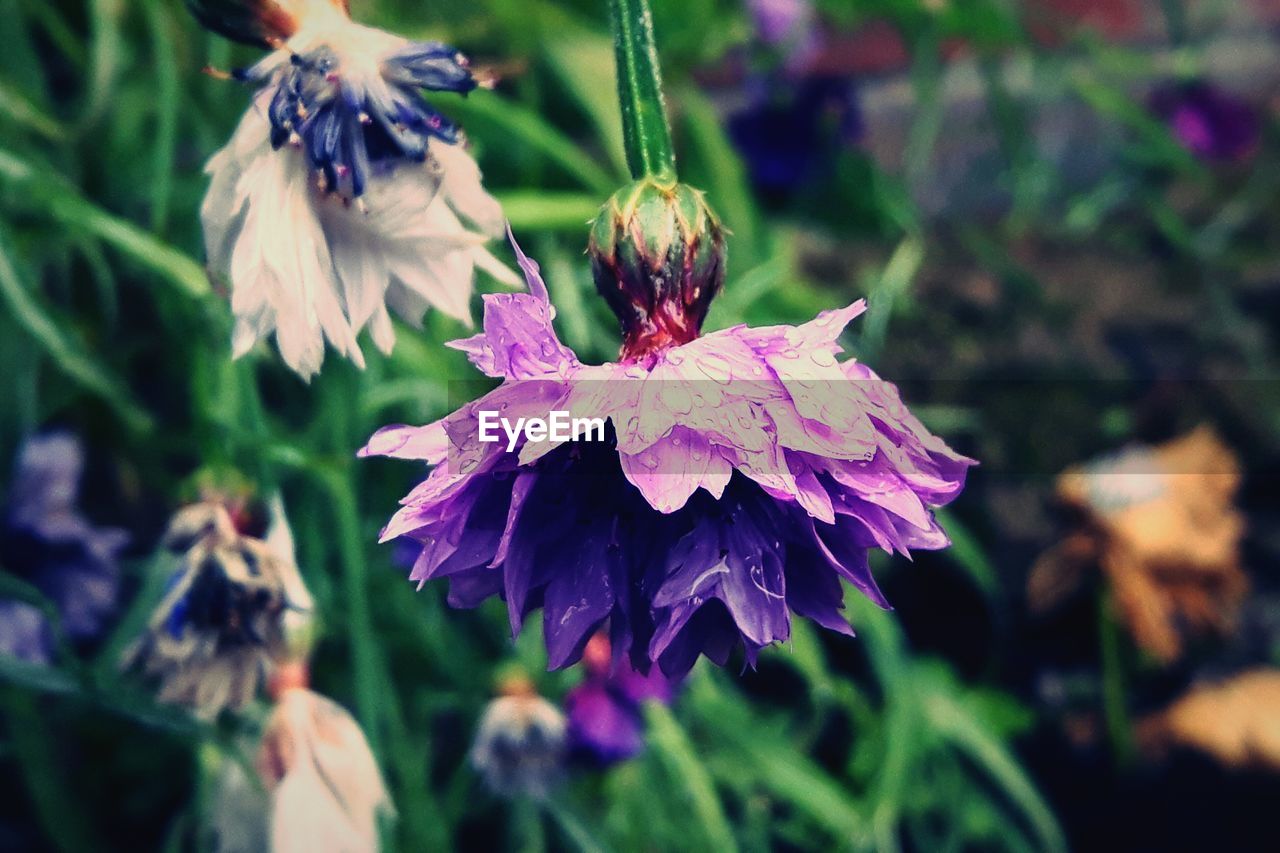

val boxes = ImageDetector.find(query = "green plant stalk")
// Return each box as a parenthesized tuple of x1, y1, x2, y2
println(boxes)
(607, 0, 676, 180)
(1098, 588, 1135, 765)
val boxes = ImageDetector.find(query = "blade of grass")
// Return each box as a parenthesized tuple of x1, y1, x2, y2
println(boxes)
(0, 149, 210, 300)
(143, 0, 180, 233)
(0, 235, 153, 433)
(2, 688, 97, 852)
(644, 700, 738, 852)
(445, 91, 617, 196)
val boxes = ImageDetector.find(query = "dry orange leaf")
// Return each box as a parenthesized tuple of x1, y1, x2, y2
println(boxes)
(1139, 669, 1280, 771)
(1029, 426, 1246, 663)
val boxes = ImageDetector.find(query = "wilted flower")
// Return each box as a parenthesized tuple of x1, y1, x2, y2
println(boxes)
(362, 236, 972, 676)
(565, 633, 673, 765)
(255, 685, 393, 852)
(0, 434, 126, 663)
(1150, 80, 1260, 163)
(1028, 427, 1246, 664)
(124, 497, 313, 715)
(1138, 669, 1280, 771)
(470, 675, 567, 798)
(195, 0, 516, 379)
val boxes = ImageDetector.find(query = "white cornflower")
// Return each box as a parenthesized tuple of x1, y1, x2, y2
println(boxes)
(257, 687, 394, 853)
(196, 0, 517, 379)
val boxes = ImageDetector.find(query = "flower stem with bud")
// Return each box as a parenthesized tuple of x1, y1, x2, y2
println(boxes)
(595, 0, 727, 359)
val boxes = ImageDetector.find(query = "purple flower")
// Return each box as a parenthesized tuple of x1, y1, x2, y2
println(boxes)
(0, 434, 126, 662)
(730, 77, 862, 195)
(565, 632, 674, 765)
(748, 0, 819, 69)
(361, 238, 972, 677)
(1150, 81, 1260, 163)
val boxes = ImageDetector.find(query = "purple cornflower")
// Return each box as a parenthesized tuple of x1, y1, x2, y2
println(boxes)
(748, 0, 820, 71)
(565, 633, 674, 765)
(0, 434, 126, 663)
(362, 237, 972, 677)
(730, 76, 862, 195)
(1150, 80, 1260, 163)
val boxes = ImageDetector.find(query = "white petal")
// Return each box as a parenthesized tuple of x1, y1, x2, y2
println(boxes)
(429, 137, 506, 237)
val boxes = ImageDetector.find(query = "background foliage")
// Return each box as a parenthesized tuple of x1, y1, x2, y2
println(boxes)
(2, 0, 1279, 850)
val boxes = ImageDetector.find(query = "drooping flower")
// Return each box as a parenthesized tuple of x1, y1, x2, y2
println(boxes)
(195, 0, 517, 380)
(124, 496, 313, 715)
(565, 632, 674, 765)
(362, 235, 973, 677)
(0, 434, 126, 663)
(1149, 80, 1260, 164)
(469, 674, 567, 798)
(255, 683, 393, 852)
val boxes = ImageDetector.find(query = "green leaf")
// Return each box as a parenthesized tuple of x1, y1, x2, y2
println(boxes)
(2, 688, 98, 852)
(644, 700, 739, 852)
(0, 234, 153, 433)
(0, 150, 210, 300)
(498, 191, 603, 231)
(445, 91, 618, 196)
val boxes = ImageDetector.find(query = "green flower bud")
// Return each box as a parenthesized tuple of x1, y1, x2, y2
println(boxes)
(589, 177, 727, 360)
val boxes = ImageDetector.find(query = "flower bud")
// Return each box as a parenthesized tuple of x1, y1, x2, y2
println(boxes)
(589, 178, 726, 361)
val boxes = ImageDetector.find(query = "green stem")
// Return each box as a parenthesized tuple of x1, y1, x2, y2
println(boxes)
(608, 0, 676, 180)
(1098, 589, 1134, 766)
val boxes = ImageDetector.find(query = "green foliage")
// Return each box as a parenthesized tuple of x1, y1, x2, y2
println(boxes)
(4, 0, 1276, 850)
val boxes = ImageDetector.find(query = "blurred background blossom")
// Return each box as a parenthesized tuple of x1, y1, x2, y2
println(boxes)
(1, 0, 1280, 851)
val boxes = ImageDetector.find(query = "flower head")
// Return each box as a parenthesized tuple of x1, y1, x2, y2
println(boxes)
(565, 633, 673, 765)
(196, 0, 516, 379)
(0, 434, 126, 662)
(124, 497, 313, 715)
(362, 237, 972, 677)
(730, 77, 862, 196)
(748, 0, 819, 69)
(1150, 80, 1260, 163)
(256, 685, 393, 852)
(469, 675, 567, 798)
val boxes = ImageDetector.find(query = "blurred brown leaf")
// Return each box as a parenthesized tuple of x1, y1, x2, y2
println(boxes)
(1029, 426, 1247, 663)
(1139, 669, 1280, 771)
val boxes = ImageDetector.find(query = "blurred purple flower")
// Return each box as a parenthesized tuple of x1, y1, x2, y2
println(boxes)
(0, 434, 126, 662)
(750, 0, 813, 45)
(1150, 81, 1260, 163)
(362, 237, 971, 677)
(730, 77, 862, 195)
(749, 0, 819, 71)
(565, 633, 674, 765)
